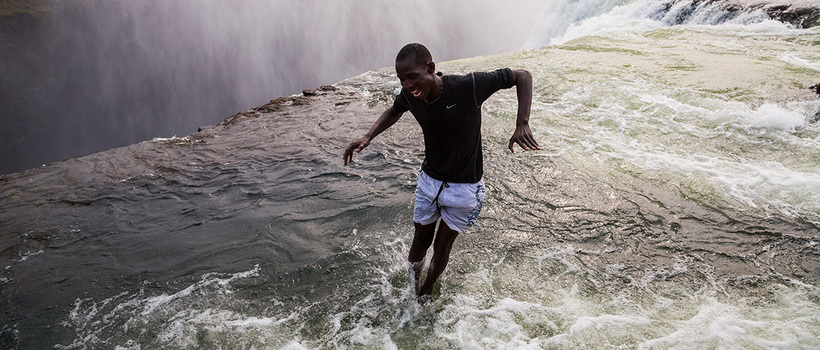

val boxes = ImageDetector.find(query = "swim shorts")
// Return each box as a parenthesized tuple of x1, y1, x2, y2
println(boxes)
(413, 170, 486, 233)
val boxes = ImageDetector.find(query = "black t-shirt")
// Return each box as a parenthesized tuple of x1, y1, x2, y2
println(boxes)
(392, 68, 515, 183)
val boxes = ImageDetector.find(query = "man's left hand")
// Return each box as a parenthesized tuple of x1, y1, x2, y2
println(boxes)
(508, 124, 540, 152)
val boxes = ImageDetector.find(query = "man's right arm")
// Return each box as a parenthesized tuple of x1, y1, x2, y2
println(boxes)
(343, 106, 403, 165)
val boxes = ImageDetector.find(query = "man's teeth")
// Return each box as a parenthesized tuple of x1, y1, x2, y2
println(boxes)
(411, 90, 421, 97)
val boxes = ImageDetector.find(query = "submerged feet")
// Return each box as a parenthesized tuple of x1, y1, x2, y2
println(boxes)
(408, 260, 437, 303)
(408, 220, 459, 303)
(418, 277, 435, 298)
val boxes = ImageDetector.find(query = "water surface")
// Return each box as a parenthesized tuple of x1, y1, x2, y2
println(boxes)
(2, 1, 820, 348)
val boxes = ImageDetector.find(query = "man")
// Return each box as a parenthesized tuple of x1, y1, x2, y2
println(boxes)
(343, 43, 539, 299)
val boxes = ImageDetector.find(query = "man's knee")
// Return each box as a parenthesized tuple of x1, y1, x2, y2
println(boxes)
(435, 221, 459, 246)
(409, 221, 437, 261)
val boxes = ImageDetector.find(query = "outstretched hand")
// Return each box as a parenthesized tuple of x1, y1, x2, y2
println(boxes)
(343, 137, 370, 165)
(508, 124, 540, 152)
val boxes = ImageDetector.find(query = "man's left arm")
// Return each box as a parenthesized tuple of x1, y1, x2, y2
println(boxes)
(508, 69, 540, 152)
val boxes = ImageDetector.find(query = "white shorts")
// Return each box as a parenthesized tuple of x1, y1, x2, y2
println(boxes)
(413, 170, 486, 233)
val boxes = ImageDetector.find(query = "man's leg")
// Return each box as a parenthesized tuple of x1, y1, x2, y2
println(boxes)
(418, 220, 459, 297)
(408, 221, 436, 290)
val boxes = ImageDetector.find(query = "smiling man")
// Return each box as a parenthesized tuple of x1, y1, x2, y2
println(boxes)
(343, 43, 539, 300)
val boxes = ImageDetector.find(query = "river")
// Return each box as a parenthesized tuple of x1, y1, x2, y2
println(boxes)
(1, 0, 819, 348)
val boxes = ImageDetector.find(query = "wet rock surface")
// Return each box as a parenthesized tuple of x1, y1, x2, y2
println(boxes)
(655, 0, 820, 27)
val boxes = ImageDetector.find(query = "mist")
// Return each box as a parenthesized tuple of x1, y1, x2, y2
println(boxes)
(0, 0, 545, 175)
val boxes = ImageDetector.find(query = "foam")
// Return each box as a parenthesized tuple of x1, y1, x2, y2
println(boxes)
(779, 53, 820, 72)
(636, 295, 817, 349)
(747, 103, 815, 132)
(430, 284, 820, 349)
(551, 7, 664, 45)
(426, 244, 820, 349)
(54, 237, 820, 349)
(56, 266, 310, 349)
(536, 76, 820, 221)
(525, 0, 631, 47)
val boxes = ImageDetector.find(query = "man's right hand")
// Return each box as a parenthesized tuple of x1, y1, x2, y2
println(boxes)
(343, 106, 403, 166)
(343, 137, 370, 166)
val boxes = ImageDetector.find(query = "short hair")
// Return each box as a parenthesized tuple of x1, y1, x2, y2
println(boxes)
(396, 43, 432, 67)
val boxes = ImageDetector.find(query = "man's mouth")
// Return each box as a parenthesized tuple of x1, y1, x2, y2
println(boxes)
(410, 89, 422, 97)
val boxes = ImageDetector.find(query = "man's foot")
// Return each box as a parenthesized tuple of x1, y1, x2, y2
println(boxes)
(418, 283, 433, 297)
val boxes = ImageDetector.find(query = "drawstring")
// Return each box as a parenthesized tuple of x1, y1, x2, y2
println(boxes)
(432, 181, 449, 208)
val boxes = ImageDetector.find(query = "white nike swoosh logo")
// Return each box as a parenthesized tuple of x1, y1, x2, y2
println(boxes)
(446, 104, 457, 109)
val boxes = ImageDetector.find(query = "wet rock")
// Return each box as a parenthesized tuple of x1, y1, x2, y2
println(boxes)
(762, 1, 820, 27)
(217, 85, 342, 127)
(302, 85, 338, 96)
(655, 0, 820, 28)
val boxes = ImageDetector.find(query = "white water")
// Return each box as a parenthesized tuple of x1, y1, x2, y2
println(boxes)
(518, 0, 820, 225)
(59, 241, 820, 348)
(540, 75, 820, 221)
(525, 0, 804, 47)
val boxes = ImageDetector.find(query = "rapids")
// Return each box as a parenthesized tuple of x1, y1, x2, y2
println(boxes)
(1, 0, 819, 349)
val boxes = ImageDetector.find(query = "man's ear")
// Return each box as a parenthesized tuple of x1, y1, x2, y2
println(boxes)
(427, 61, 436, 75)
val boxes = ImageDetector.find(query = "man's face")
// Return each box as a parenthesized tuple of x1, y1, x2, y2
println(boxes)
(395, 58, 435, 101)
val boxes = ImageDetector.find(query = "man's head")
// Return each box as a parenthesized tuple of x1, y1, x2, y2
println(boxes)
(395, 43, 439, 102)
(396, 43, 432, 68)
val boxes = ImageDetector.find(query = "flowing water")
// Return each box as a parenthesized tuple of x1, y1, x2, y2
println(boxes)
(2, 0, 820, 349)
